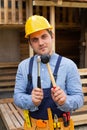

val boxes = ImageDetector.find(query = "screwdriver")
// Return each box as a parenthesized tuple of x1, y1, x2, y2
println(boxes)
(62, 113, 68, 127)
(66, 112, 70, 126)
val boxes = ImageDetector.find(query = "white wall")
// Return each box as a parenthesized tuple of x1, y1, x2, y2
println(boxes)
(0, 28, 20, 62)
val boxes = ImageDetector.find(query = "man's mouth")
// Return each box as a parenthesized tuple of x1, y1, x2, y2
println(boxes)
(40, 47, 47, 51)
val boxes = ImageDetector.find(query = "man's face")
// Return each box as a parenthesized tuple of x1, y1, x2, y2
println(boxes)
(29, 30, 54, 55)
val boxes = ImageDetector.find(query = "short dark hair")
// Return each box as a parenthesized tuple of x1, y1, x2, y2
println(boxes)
(47, 29, 53, 38)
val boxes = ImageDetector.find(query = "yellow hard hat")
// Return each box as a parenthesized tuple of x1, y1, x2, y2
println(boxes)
(25, 15, 53, 38)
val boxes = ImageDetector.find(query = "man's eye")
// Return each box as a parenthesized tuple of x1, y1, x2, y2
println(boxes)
(31, 38, 38, 43)
(42, 34, 48, 39)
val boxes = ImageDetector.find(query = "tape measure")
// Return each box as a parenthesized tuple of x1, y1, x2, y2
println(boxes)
(24, 110, 32, 128)
(47, 108, 54, 130)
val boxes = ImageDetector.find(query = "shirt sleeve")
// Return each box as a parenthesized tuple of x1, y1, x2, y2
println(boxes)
(13, 61, 38, 111)
(57, 61, 84, 112)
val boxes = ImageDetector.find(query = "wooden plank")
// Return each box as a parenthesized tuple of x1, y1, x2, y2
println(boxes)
(72, 114, 87, 126)
(0, 69, 17, 75)
(4, 103, 21, 128)
(4, 0, 8, 24)
(0, 63, 17, 93)
(82, 87, 87, 93)
(71, 68, 87, 125)
(33, 0, 87, 8)
(72, 104, 87, 113)
(0, 88, 14, 92)
(0, 104, 16, 130)
(15, 105, 24, 119)
(12, 0, 16, 23)
(26, 0, 33, 57)
(8, 103, 24, 126)
(50, 6, 55, 51)
(81, 79, 87, 84)
(0, 81, 15, 87)
(0, 0, 1, 24)
(0, 75, 16, 81)
(0, 62, 18, 68)
(0, 98, 13, 104)
(78, 68, 87, 75)
(84, 96, 87, 102)
(18, 0, 23, 23)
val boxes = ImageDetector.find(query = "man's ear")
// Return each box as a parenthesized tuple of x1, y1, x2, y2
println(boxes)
(51, 32, 54, 39)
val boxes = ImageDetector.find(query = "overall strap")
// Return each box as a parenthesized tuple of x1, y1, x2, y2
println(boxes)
(53, 55, 62, 81)
(26, 56, 34, 94)
(27, 56, 34, 83)
(27, 55, 62, 82)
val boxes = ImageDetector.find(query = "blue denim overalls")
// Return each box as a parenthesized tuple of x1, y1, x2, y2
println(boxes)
(26, 55, 65, 120)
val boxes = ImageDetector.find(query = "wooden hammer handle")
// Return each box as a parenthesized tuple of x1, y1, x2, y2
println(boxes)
(46, 63, 56, 87)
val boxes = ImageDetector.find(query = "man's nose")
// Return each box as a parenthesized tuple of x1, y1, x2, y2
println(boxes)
(38, 38, 44, 45)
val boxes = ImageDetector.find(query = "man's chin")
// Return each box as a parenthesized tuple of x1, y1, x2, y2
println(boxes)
(39, 52, 49, 56)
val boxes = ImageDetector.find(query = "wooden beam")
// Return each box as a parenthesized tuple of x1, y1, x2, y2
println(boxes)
(50, 6, 55, 52)
(26, 0, 33, 19)
(0, 0, 1, 24)
(26, 0, 34, 57)
(4, 0, 8, 24)
(33, 1, 87, 8)
(18, 1, 23, 23)
(12, 0, 16, 23)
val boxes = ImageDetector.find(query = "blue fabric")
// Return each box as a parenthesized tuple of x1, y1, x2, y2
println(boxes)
(30, 88, 64, 119)
(27, 55, 63, 119)
(14, 53, 84, 113)
(26, 56, 34, 94)
(53, 55, 62, 81)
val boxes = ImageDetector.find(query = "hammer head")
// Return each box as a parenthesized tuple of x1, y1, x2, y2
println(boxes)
(41, 54, 50, 64)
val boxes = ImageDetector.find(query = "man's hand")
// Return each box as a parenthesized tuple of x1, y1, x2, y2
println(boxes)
(31, 88, 44, 106)
(51, 86, 66, 106)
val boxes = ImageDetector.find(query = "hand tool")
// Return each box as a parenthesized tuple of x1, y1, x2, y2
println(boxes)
(54, 114, 61, 130)
(62, 113, 68, 127)
(47, 108, 54, 130)
(62, 112, 70, 127)
(54, 114, 58, 129)
(41, 54, 56, 88)
(37, 56, 41, 88)
(66, 112, 70, 126)
(24, 110, 32, 128)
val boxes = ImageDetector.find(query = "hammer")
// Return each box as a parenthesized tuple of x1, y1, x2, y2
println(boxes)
(41, 54, 56, 88)
(37, 56, 41, 88)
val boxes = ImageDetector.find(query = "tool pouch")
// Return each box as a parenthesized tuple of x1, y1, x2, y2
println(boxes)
(23, 109, 74, 130)
(24, 118, 50, 130)
(24, 117, 74, 130)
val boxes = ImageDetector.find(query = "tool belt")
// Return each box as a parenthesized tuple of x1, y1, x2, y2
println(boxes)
(24, 108, 74, 130)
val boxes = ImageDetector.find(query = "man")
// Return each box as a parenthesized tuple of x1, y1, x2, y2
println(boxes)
(14, 15, 83, 129)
